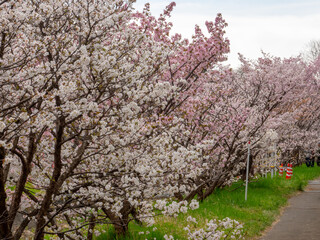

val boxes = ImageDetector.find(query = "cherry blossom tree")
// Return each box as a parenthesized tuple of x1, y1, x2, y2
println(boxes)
(0, 0, 231, 239)
(170, 53, 320, 202)
(273, 56, 320, 163)
(304, 40, 320, 63)
(227, 54, 318, 174)
(1, 0, 319, 239)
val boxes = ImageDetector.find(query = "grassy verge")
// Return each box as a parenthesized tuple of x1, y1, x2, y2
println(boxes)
(94, 164, 320, 240)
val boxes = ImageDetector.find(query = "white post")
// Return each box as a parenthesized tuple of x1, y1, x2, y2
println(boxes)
(245, 141, 251, 201)
(273, 143, 277, 176)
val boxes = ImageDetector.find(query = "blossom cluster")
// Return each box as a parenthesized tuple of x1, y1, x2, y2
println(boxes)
(184, 217, 244, 240)
(0, 0, 320, 239)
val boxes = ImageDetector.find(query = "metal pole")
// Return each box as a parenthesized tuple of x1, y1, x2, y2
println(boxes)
(245, 141, 251, 201)
(273, 143, 277, 177)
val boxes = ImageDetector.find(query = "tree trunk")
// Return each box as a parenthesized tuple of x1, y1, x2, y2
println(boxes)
(87, 214, 95, 240)
(34, 114, 65, 240)
(113, 221, 129, 237)
(102, 201, 132, 237)
(0, 147, 13, 239)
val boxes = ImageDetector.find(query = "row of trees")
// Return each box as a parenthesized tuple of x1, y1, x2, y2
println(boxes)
(0, 0, 319, 239)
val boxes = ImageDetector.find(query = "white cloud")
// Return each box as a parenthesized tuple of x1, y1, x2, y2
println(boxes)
(133, 1, 320, 68)
(225, 14, 320, 67)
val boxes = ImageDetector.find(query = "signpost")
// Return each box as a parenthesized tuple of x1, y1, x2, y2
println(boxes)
(245, 141, 251, 201)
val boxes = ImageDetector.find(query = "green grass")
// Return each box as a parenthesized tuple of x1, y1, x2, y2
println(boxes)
(93, 164, 320, 240)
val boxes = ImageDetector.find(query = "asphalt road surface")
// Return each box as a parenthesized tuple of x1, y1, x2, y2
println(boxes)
(260, 179, 320, 240)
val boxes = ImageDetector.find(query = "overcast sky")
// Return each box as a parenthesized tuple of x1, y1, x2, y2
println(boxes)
(133, 0, 320, 68)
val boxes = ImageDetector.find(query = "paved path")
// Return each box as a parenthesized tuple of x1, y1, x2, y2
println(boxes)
(260, 179, 320, 240)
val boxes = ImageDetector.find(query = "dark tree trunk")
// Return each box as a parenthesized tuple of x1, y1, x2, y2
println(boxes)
(9, 133, 37, 230)
(0, 146, 13, 239)
(34, 113, 65, 240)
(102, 200, 133, 237)
(87, 214, 95, 240)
